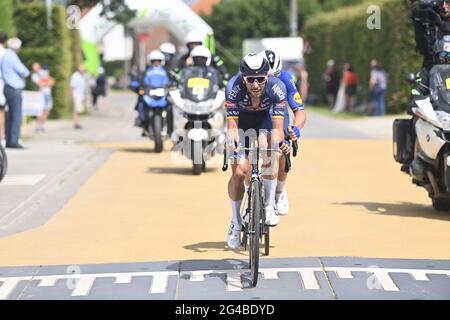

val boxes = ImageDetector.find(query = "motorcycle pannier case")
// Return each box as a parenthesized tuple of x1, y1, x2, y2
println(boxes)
(393, 119, 414, 164)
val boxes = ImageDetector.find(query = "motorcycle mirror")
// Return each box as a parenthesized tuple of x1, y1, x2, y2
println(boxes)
(404, 73, 417, 84)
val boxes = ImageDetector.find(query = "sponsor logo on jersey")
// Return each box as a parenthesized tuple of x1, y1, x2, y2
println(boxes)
(294, 92, 303, 104)
(272, 83, 286, 100)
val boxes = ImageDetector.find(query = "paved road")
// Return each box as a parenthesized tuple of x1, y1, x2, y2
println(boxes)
(0, 92, 448, 299)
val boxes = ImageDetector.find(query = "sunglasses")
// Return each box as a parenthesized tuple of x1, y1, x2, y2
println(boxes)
(244, 76, 268, 84)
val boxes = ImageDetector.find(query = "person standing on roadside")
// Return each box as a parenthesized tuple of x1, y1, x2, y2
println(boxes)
(323, 59, 340, 108)
(0, 32, 7, 147)
(369, 59, 388, 116)
(1, 37, 29, 149)
(31, 62, 54, 132)
(71, 64, 86, 130)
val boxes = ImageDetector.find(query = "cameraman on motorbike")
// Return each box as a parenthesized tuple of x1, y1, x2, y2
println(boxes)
(179, 45, 220, 90)
(412, 0, 450, 92)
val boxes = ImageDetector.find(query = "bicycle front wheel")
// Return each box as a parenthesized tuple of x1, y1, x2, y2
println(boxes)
(249, 179, 262, 287)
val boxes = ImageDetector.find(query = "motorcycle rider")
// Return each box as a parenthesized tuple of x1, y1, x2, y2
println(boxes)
(178, 31, 229, 83)
(159, 42, 177, 135)
(412, 0, 450, 93)
(135, 50, 169, 130)
(259, 50, 307, 215)
(225, 53, 289, 249)
(179, 45, 220, 90)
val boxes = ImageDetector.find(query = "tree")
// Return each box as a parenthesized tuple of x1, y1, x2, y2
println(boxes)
(0, 0, 16, 36)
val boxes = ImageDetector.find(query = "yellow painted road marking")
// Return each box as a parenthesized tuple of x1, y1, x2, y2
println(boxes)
(0, 139, 449, 267)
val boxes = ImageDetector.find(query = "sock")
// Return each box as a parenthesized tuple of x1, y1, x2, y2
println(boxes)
(276, 179, 286, 194)
(263, 178, 277, 207)
(230, 199, 242, 226)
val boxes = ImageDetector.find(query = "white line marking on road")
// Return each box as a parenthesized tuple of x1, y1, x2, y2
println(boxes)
(0, 278, 24, 300)
(72, 276, 96, 297)
(38, 278, 58, 287)
(0, 174, 45, 186)
(149, 273, 172, 294)
(0, 267, 449, 298)
(298, 269, 321, 290)
(261, 269, 279, 280)
(373, 270, 399, 291)
(114, 275, 132, 284)
(410, 271, 430, 281)
(226, 272, 243, 292)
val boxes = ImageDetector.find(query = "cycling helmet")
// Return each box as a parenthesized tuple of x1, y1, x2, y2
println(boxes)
(159, 42, 176, 55)
(260, 50, 282, 76)
(148, 50, 165, 65)
(239, 53, 270, 76)
(190, 45, 211, 67)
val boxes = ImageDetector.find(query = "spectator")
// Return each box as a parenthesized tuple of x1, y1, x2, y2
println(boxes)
(71, 64, 86, 129)
(91, 67, 106, 109)
(293, 61, 309, 103)
(31, 63, 54, 132)
(0, 32, 7, 147)
(343, 63, 359, 112)
(1, 38, 29, 149)
(323, 59, 340, 108)
(369, 59, 388, 116)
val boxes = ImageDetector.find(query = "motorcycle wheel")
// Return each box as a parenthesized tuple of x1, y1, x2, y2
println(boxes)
(153, 113, 163, 153)
(432, 198, 450, 211)
(192, 140, 203, 175)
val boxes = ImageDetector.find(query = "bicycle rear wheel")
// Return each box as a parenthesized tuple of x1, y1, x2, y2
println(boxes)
(249, 179, 261, 287)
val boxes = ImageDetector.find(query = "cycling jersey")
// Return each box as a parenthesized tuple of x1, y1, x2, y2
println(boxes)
(225, 74, 287, 121)
(278, 69, 304, 112)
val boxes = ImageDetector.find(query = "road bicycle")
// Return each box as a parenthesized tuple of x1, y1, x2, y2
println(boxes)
(223, 137, 298, 286)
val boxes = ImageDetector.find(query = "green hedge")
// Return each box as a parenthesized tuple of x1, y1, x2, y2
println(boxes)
(302, 0, 421, 113)
(0, 0, 16, 36)
(14, 3, 73, 118)
(70, 28, 84, 73)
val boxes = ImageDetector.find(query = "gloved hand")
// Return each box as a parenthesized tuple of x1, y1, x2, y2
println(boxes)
(279, 140, 291, 155)
(288, 126, 301, 141)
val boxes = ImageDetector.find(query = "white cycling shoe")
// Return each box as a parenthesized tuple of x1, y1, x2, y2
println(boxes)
(275, 191, 289, 215)
(265, 205, 279, 226)
(227, 223, 241, 249)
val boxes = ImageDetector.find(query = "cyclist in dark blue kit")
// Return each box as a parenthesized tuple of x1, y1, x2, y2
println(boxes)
(260, 50, 307, 215)
(225, 53, 290, 249)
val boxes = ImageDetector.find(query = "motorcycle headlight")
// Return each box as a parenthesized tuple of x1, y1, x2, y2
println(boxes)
(180, 99, 214, 114)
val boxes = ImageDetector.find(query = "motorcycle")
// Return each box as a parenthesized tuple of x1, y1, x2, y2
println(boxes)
(168, 67, 226, 175)
(130, 80, 169, 153)
(395, 64, 450, 210)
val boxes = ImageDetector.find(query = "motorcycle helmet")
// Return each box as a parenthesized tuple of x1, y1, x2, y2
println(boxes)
(160, 42, 176, 55)
(185, 31, 204, 51)
(239, 53, 270, 77)
(433, 35, 450, 64)
(259, 50, 282, 76)
(190, 45, 211, 67)
(148, 50, 165, 66)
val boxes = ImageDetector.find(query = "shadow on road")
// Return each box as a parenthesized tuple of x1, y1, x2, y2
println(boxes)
(333, 201, 450, 221)
(148, 167, 218, 175)
(165, 258, 258, 289)
(183, 241, 248, 256)
(120, 147, 158, 154)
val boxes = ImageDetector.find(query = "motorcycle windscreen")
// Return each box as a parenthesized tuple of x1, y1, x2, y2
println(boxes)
(430, 64, 450, 112)
(181, 68, 216, 102)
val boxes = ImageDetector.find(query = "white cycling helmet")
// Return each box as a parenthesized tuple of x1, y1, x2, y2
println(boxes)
(259, 50, 282, 76)
(190, 45, 211, 66)
(148, 49, 165, 65)
(159, 42, 176, 55)
(185, 31, 204, 46)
